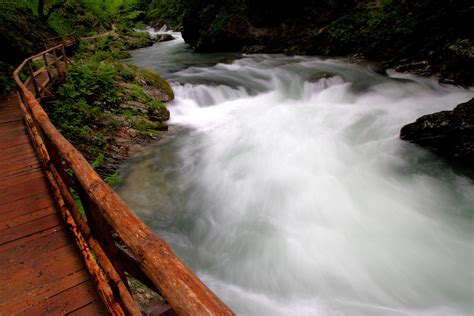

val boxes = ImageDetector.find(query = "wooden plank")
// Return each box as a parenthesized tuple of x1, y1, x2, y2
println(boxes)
(1, 244, 85, 290)
(0, 122, 25, 132)
(0, 116, 23, 124)
(0, 180, 50, 205)
(0, 157, 40, 179)
(0, 124, 27, 134)
(0, 162, 42, 180)
(0, 168, 43, 187)
(68, 300, 109, 316)
(0, 225, 63, 252)
(0, 174, 49, 196)
(0, 158, 41, 174)
(0, 191, 54, 215)
(0, 213, 61, 245)
(0, 223, 68, 269)
(0, 150, 38, 167)
(1, 147, 36, 162)
(0, 136, 31, 150)
(0, 109, 22, 117)
(1, 268, 92, 314)
(0, 156, 39, 170)
(0, 206, 57, 230)
(16, 280, 101, 316)
(0, 130, 28, 142)
(0, 244, 83, 290)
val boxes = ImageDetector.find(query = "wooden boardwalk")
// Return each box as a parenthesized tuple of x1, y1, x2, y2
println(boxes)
(0, 93, 107, 315)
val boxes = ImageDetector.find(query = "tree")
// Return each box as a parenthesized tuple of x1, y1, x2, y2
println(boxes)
(37, 0, 65, 22)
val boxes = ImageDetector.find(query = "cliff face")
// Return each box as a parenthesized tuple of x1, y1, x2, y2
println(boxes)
(177, 0, 473, 85)
(181, 0, 356, 53)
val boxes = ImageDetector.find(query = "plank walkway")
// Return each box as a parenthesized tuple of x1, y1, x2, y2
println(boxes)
(0, 93, 107, 315)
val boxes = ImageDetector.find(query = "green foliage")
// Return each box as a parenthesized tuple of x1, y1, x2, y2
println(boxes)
(45, 61, 126, 156)
(447, 39, 474, 58)
(105, 172, 122, 186)
(75, 33, 152, 63)
(91, 153, 105, 170)
(135, 117, 167, 132)
(311, 1, 417, 59)
(0, 64, 16, 96)
(208, 11, 232, 36)
(145, 0, 185, 29)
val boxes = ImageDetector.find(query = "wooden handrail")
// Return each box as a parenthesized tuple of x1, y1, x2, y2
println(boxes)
(13, 44, 234, 315)
(43, 32, 77, 48)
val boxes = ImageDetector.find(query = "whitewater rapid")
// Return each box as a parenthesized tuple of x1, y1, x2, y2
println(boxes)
(121, 33, 474, 315)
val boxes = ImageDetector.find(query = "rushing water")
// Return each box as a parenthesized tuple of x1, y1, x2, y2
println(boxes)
(121, 32, 474, 315)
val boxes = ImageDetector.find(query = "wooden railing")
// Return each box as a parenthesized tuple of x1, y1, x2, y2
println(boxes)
(13, 44, 234, 316)
(42, 32, 78, 48)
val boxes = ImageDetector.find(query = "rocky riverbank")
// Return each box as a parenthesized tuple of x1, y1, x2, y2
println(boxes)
(173, 0, 473, 86)
(45, 32, 174, 179)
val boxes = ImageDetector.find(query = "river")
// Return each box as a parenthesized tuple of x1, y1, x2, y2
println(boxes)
(120, 30, 474, 315)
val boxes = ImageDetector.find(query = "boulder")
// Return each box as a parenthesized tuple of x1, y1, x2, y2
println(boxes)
(400, 98, 474, 163)
(155, 34, 175, 43)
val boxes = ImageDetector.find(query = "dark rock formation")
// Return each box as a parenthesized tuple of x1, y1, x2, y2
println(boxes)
(164, 0, 472, 85)
(400, 98, 474, 163)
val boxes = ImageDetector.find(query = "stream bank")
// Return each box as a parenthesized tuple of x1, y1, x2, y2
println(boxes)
(44, 31, 174, 179)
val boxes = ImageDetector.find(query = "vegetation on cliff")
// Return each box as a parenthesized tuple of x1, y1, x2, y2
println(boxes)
(146, 0, 473, 85)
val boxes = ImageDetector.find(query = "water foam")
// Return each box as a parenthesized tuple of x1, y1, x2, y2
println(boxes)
(121, 43, 474, 315)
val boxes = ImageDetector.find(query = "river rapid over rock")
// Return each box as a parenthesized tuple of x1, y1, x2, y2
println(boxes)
(120, 32, 474, 315)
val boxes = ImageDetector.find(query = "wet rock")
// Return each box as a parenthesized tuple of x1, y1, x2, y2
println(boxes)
(400, 98, 474, 163)
(128, 128, 137, 138)
(143, 85, 173, 102)
(155, 34, 175, 43)
(242, 45, 267, 54)
(148, 106, 170, 122)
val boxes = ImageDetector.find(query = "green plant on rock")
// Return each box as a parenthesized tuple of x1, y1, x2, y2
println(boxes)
(447, 39, 474, 58)
(136, 69, 174, 99)
(46, 62, 126, 157)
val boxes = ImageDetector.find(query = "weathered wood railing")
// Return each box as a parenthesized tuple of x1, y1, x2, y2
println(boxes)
(42, 32, 78, 48)
(13, 44, 234, 316)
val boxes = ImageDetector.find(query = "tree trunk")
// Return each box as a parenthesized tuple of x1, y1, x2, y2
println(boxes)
(38, 0, 46, 21)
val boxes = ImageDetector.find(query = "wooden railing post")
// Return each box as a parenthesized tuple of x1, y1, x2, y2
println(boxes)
(43, 53, 53, 82)
(76, 185, 131, 292)
(52, 49, 62, 77)
(60, 45, 69, 74)
(27, 61, 40, 96)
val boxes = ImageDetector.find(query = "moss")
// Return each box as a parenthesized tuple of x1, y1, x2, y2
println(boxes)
(75, 32, 153, 62)
(136, 68, 174, 100)
(447, 39, 474, 58)
(135, 117, 168, 132)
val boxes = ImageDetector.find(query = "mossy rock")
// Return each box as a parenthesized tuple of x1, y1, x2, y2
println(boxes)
(135, 69, 174, 101)
(147, 101, 170, 121)
(122, 32, 154, 50)
(155, 34, 175, 43)
(135, 117, 168, 132)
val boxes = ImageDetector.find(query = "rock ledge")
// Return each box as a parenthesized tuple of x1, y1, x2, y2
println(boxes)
(400, 98, 474, 163)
